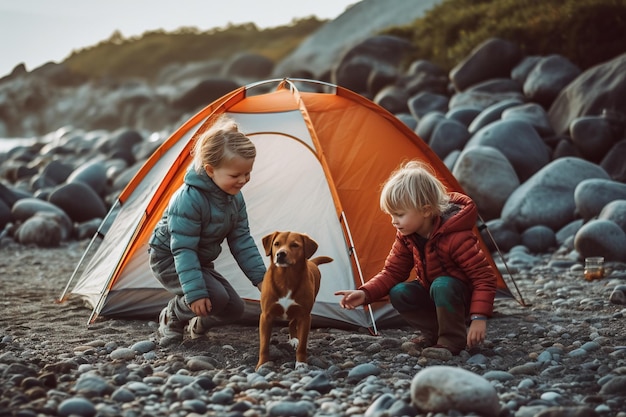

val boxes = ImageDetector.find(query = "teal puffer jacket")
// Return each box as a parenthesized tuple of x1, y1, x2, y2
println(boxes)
(149, 166, 266, 304)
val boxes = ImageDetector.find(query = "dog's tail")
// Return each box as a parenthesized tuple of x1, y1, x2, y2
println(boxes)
(311, 256, 333, 266)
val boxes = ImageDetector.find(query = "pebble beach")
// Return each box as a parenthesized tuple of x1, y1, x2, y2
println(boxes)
(1, 241, 625, 417)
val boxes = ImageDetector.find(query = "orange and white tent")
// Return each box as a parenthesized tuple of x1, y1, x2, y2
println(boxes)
(60, 79, 524, 332)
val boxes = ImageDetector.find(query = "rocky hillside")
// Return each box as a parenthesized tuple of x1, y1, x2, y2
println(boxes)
(0, 0, 443, 139)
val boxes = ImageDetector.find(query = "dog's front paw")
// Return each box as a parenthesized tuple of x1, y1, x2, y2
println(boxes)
(295, 361, 308, 371)
(289, 337, 300, 349)
(256, 360, 274, 371)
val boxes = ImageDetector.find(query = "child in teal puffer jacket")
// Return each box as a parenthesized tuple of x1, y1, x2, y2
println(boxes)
(149, 115, 265, 346)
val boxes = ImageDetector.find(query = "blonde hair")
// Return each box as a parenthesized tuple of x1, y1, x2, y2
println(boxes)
(192, 115, 256, 172)
(380, 160, 450, 216)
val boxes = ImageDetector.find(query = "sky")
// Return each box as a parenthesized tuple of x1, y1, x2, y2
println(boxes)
(0, 0, 359, 77)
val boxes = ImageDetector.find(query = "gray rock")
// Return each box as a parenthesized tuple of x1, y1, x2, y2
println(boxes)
(468, 97, 524, 134)
(445, 105, 482, 127)
(66, 160, 108, 195)
(172, 78, 240, 112)
(466, 119, 551, 182)
(574, 219, 626, 262)
(401, 67, 448, 96)
(599, 375, 626, 395)
(570, 116, 616, 163)
(609, 285, 626, 305)
(556, 219, 584, 246)
(502, 157, 609, 231)
(574, 178, 626, 221)
(347, 363, 381, 383)
(482, 218, 521, 253)
(466, 78, 523, 95)
(408, 91, 449, 120)
(501, 103, 554, 137)
(333, 35, 413, 95)
(511, 56, 542, 84)
(415, 111, 445, 143)
(598, 200, 626, 233)
(48, 181, 108, 223)
(14, 211, 64, 247)
(411, 366, 500, 417)
(395, 113, 418, 130)
(524, 54, 581, 108)
(57, 397, 96, 417)
(223, 52, 274, 80)
(429, 118, 469, 160)
(450, 37, 522, 92)
(548, 52, 626, 135)
(601, 139, 626, 182)
(453, 145, 519, 221)
(520, 225, 557, 254)
(368, 66, 400, 97)
(11, 197, 72, 234)
(374, 85, 409, 114)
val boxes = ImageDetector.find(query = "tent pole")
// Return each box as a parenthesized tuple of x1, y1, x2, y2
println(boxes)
(58, 200, 120, 303)
(477, 216, 529, 307)
(340, 212, 379, 335)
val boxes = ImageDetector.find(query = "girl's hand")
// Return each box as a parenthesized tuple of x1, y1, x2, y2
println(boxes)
(190, 297, 212, 316)
(467, 319, 487, 348)
(334, 290, 366, 309)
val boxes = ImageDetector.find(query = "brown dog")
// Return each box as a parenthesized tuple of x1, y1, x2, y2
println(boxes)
(256, 231, 333, 370)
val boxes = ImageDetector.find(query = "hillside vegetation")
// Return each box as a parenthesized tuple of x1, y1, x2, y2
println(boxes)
(63, 17, 325, 80)
(385, 0, 626, 71)
(61, 0, 626, 81)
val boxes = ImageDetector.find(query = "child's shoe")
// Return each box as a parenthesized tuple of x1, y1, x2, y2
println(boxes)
(158, 302, 184, 346)
(188, 316, 209, 339)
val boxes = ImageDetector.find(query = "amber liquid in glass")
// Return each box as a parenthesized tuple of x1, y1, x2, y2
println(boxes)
(584, 267, 604, 281)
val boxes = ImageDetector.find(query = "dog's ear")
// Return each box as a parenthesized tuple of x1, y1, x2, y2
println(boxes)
(262, 232, 278, 256)
(301, 234, 318, 259)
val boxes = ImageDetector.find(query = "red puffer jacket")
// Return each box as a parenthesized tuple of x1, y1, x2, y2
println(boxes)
(359, 192, 497, 317)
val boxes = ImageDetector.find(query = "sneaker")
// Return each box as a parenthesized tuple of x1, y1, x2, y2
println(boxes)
(188, 316, 208, 339)
(158, 303, 184, 346)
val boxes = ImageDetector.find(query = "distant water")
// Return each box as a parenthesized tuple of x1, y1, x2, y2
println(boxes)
(0, 137, 39, 152)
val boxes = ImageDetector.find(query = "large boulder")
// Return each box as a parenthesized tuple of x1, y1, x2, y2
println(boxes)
(332, 35, 413, 96)
(465, 119, 551, 182)
(501, 157, 609, 231)
(549, 53, 626, 135)
(449, 38, 522, 92)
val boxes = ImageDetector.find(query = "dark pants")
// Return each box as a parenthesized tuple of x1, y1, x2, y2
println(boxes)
(149, 248, 244, 326)
(389, 276, 471, 352)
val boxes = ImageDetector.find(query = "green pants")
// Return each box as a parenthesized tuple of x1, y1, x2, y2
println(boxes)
(389, 276, 471, 353)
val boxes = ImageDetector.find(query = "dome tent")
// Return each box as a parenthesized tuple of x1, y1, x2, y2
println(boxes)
(60, 79, 524, 333)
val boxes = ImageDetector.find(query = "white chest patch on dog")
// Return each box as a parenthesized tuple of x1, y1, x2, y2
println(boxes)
(277, 290, 299, 319)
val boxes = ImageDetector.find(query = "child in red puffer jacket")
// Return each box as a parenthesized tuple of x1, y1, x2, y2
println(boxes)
(335, 160, 497, 355)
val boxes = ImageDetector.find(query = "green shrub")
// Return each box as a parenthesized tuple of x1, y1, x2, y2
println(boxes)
(383, 0, 626, 72)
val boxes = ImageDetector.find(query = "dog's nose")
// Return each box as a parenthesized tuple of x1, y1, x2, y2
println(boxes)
(276, 250, 287, 261)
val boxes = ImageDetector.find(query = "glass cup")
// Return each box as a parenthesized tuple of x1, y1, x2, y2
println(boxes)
(584, 257, 605, 281)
